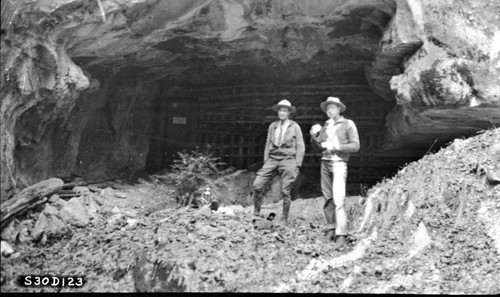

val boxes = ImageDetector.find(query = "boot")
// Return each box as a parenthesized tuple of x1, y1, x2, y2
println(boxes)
(325, 229, 336, 241)
(333, 235, 347, 250)
(282, 200, 291, 222)
(253, 191, 263, 217)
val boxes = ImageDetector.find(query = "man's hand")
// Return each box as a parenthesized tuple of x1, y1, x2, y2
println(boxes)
(321, 141, 341, 152)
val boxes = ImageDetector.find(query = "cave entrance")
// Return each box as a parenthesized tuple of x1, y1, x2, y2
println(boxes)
(145, 72, 423, 196)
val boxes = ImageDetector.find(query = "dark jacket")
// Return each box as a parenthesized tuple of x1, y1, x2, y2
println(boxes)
(311, 117, 360, 162)
(264, 120, 305, 167)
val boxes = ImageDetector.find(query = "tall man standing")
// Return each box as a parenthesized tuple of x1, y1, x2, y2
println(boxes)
(253, 99, 305, 223)
(310, 97, 360, 250)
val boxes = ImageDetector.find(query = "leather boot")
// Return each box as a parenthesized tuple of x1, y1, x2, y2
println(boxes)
(282, 199, 291, 222)
(333, 235, 347, 250)
(253, 191, 263, 216)
(325, 229, 336, 241)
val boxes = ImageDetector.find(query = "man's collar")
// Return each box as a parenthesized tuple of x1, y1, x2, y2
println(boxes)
(277, 119, 291, 125)
(326, 116, 344, 124)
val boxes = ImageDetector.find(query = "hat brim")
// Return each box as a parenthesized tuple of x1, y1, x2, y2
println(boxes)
(273, 104, 296, 113)
(320, 101, 346, 113)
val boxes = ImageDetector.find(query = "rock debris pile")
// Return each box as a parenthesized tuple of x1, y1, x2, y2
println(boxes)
(1, 128, 499, 293)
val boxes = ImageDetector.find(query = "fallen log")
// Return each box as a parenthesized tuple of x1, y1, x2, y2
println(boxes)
(0, 178, 64, 229)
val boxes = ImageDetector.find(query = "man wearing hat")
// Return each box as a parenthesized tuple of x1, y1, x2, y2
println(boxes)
(252, 99, 305, 223)
(310, 97, 360, 249)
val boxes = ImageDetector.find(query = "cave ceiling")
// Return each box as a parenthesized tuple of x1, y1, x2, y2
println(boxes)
(38, 0, 397, 86)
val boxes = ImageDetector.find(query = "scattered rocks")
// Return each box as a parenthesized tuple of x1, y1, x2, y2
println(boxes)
(16, 227, 31, 244)
(60, 197, 90, 227)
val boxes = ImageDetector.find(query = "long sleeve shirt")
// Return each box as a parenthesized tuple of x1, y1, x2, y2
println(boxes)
(310, 116, 360, 162)
(264, 119, 305, 167)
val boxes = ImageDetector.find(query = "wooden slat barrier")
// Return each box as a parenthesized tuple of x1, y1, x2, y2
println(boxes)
(160, 83, 424, 189)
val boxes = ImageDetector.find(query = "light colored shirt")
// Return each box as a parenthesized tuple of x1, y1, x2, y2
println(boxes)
(323, 117, 344, 161)
(273, 119, 290, 147)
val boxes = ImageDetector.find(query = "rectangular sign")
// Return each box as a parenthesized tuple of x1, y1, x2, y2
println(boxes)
(172, 117, 187, 125)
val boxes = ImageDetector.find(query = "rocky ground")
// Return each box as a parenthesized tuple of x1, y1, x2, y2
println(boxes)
(1, 128, 499, 293)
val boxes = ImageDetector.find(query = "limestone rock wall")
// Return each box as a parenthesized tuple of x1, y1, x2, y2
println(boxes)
(366, 0, 500, 148)
(1, 34, 89, 200)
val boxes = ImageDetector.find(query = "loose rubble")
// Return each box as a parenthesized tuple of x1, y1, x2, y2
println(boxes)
(0, 129, 499, 293)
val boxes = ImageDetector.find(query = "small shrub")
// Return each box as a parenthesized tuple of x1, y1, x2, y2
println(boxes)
(170, 145, 226, 206)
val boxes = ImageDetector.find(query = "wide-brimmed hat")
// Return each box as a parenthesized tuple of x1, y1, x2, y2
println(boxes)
(320, 96, 346, 113)
(272, 99, 296, 113)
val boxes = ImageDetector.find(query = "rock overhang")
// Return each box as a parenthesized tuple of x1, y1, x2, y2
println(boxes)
(1, 0, 500, 200)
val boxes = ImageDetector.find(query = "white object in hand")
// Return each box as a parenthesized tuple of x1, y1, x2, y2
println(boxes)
(321, 142, 334, 151)
(311, 124, 322, 135)
(321, 140, 340, 151)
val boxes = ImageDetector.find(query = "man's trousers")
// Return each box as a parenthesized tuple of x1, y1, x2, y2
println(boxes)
(321, 160, 348, 235)
(253, 157, 297, 220)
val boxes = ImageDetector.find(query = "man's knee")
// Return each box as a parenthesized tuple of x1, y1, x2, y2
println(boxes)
(324, 198, 334, 209)
(253, 179, 264, 191)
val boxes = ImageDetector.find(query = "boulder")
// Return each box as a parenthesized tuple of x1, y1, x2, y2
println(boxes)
(107, 213, 124, 226)
(91, 194, 105, 206)
(43, 203, 60, 216)
(124, 210, 138, 218)
(59, 197, 90, 227)
(217, 207, 235, 216)
(51, 197, 67, 210)
(31, 209, 68, 240)
(83, 195, 99, 220)
(227, 204, 245, 215)
(1, 219, 18, 242)
(73, 186, 91, 194)
(115, 192, 127, 199)
(486, 169, 500, 185)
(1, 241, 14, 257)
(48, 194, 59, 203)
(127, 218, 138, 228)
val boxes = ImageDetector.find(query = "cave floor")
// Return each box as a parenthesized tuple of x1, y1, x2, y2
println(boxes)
(1, 171, 499, 293)
(0, 179, 368, 293)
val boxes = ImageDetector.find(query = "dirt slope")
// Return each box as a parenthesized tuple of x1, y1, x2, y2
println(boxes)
(287, 128, 500, 293)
